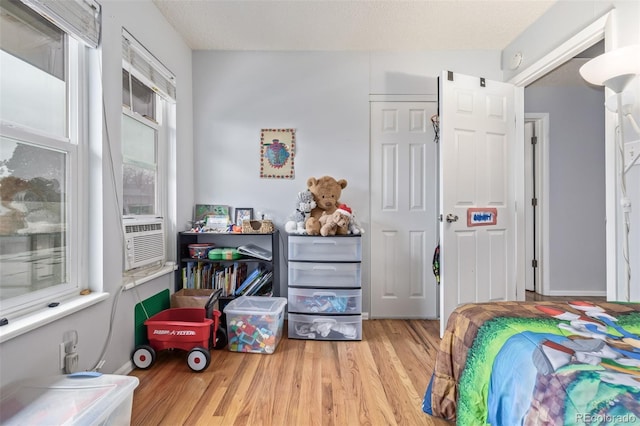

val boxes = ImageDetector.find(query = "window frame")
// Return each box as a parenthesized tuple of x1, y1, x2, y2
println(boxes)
(120, 29, 175, 274)
(0, 23, 88, 318)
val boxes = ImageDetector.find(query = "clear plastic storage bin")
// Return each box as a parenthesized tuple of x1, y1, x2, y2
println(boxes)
(224, 296, 287, 354)
(0, 373, 139, 426)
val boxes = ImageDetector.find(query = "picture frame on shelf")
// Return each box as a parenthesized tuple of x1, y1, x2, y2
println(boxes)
(235, 208, 253, 226)
(194, 204, 216, 223)
(194, 204, 231, 222)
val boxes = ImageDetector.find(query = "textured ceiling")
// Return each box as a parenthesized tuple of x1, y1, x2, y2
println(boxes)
(152, 0, 557, 51)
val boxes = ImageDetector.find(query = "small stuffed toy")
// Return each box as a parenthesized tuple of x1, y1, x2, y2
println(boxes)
(318, 204, 351, 236)
(348, 211, 365, 235)
(285, 189, 317, 234)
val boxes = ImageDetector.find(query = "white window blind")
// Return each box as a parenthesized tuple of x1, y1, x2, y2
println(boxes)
(122, 29, 176, 102)
(21, 0, 101, 48)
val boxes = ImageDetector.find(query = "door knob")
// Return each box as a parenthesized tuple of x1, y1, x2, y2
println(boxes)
(446, 213, 459, 223)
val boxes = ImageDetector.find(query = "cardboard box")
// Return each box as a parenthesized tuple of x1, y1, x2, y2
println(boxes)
(171, 289, 217, 311)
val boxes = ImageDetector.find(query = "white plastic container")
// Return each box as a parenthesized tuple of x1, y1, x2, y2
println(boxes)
(0, 373, 139, 425)
(288, 288, 362, 314)
(288, 235, 362, 261)
(224, 296, 287, 354)
(288, 261, 361, 288)
(288, 313, 362, 341)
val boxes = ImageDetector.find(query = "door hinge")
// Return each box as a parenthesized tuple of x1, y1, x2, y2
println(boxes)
(531, 136, 538, 145)
(532, 198, 538, 207)
(532, 259, 538, 268)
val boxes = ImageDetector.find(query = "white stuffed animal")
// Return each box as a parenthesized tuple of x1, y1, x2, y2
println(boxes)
(285, 189, 317, 234)
(348, 212, 364, 235)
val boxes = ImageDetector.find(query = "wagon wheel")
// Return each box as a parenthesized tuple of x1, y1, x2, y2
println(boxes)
(213, 326, 228, 350)
(132, 345, 156, 369)
(187, 347, 211, 372)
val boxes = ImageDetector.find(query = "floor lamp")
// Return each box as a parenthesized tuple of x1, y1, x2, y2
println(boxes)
(579, 44, 640, 302)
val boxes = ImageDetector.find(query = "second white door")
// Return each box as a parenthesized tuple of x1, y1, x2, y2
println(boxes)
(370, 101, 438, 319)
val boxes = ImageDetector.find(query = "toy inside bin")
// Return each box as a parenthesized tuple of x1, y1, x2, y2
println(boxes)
(224, 296, 287, 354)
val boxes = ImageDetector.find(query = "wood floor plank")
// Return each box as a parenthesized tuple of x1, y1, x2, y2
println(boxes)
(129, 320, 452, 426)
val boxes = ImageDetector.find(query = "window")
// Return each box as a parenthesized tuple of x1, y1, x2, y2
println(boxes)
(0, 0, 99, 318)
(121, 29, 176, 270)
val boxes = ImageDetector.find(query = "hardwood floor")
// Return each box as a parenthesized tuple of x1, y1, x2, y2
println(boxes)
(129, 319, 453, 426)
(130, 296, 610, 425)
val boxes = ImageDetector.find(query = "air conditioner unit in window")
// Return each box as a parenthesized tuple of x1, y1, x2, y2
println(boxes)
(123, 218, 166, 271)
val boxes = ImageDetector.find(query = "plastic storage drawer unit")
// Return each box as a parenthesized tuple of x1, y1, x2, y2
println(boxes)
(288, 288, 362, 314)
(288, 235, 361, 262)
(288, 261, 361, 288)
(288, 313, 362, 341)
(224, 296, 287, 354)
(0, 373, 139, 426)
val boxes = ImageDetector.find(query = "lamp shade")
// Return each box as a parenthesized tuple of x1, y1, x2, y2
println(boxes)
(579, 44, 640, 93)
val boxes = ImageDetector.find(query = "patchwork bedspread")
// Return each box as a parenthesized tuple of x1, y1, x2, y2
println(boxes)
(424, 301, 640, 425)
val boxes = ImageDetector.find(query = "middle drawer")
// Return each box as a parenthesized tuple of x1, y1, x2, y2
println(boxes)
(288, 261, 361, 288)
(288, 287, 362, 314)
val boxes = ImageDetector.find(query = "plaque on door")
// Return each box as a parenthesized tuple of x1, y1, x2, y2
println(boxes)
(467, 208, 497, 227)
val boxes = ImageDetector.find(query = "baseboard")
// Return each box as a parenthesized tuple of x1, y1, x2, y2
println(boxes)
(114, 360, 134, 376)
(541, 290, 607, 297)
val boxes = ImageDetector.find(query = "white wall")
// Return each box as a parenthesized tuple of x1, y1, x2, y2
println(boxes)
(525, 60, 606, 295)
(0, 0, 193, 387)
(504, 0, 640, 300)
(192, 50, 501, 313)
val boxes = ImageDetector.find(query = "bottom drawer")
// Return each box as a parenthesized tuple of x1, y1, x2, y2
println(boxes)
(288, 313, 362, 341)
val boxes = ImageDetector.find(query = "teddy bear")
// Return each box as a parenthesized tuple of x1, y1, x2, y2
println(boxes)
(318, 204, 351, 236)
(305, 176, 348, 236)
(284, 189, 317, 234)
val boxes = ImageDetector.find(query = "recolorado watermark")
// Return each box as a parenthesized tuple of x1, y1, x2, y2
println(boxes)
(575, 413, 638, 424)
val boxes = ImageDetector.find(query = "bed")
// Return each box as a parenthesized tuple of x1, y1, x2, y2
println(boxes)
(422, 300, 640, 425)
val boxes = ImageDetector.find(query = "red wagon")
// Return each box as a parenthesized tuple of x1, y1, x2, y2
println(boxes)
(132, 289, 227, 371)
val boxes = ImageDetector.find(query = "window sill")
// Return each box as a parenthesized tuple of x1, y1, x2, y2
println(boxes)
(122, 261, 177, 291)
(0, 292, 110, 344)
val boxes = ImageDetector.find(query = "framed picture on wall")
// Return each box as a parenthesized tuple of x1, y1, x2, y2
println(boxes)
(260, 128, 295, 179)
(235, 208, 253, 226)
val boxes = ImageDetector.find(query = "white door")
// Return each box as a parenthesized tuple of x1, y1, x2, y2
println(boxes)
(524, 120, 536, 292)
(439, 71, 517, 336)
(370, 101, 438, 318)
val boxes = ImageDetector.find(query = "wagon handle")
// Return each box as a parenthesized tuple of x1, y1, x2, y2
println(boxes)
(205, 288, 223, 314)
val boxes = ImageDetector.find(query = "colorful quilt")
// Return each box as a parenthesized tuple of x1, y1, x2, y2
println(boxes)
(423, 301, 640, 425)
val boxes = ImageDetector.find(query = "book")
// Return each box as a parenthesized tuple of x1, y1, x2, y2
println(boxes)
(237, 244, 272, 261)
(246, 271, 272, 296)
(243, 271, 272, 296)
(234, 267, 264, 296)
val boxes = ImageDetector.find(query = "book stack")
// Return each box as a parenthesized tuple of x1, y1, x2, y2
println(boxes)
(234, 267, 273, 297)
(182, 261, 247, 296)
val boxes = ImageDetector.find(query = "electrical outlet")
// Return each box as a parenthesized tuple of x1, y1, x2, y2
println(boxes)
(624, 140, 640, 168)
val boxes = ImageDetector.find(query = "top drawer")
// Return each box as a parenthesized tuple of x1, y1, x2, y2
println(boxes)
(288, 235, 361, 262)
